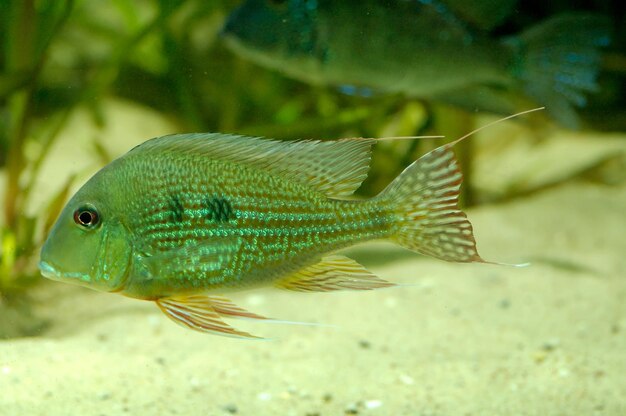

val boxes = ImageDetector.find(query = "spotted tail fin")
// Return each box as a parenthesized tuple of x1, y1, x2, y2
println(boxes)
(380, 141, 484, 263)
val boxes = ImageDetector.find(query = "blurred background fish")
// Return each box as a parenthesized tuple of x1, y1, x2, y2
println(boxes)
(222, 0, 612, 129)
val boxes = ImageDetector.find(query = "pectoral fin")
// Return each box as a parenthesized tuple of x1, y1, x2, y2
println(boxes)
(156, 295, 263, 339)
(275, 255, 395, 292)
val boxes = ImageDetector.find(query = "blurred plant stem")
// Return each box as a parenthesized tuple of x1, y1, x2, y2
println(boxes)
(4, 0, 36, 229)
(1, 0, 74, 293)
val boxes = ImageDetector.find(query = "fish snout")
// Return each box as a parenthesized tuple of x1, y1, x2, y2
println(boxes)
(38, 260, 60, 280)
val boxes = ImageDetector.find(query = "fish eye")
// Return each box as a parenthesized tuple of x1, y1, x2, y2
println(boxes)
(73, 205, 100, 229)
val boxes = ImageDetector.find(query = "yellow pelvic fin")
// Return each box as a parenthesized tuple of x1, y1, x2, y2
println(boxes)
(275, 255, 395, 292)
(156, 295, 265, 339)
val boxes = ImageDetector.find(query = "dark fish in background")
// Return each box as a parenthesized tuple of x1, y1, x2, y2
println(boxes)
(221, 0, 611, 128)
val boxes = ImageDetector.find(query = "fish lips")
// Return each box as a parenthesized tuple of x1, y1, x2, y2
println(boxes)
(38, 260, 59, 280)
(38, 260, 92, 284)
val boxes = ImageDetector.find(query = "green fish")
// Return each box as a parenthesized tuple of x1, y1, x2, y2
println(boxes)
(221, 0, 611, 128)
(40, 132, 486, 338)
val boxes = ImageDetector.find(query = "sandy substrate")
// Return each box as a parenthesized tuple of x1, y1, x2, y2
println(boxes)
(1, 182, 625, 416)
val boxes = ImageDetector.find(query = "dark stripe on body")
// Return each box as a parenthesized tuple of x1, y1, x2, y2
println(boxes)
(169, 195, 184, 223)
(204, 195, 233, 222)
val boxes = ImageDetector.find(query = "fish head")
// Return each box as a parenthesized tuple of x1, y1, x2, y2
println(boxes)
(39, 166, 133, 293)
(221, 0, 322, 78)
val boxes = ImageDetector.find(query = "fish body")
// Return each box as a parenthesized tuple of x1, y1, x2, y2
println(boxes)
(98, 138, 393, 299)
(40, 133, 482, 337)
(224, 0, 511, 96)
(221, 0, 611, 128)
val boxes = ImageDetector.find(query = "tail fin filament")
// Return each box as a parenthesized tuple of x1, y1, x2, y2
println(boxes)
(378, 109, 543, 264)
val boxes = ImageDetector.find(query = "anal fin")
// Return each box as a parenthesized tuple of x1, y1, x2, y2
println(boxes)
(156, 295, 264, 339)
(275, 255, 395, 292)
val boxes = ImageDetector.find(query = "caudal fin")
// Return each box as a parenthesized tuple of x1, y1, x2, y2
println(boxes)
(507, 13, 611, 129)
(379, 141, 484, 263)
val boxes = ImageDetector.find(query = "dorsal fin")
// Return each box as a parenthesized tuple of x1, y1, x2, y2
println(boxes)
(131, 133, 374, 198)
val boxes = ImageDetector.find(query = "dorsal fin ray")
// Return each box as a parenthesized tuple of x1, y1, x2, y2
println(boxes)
(130, 133, 375, 198)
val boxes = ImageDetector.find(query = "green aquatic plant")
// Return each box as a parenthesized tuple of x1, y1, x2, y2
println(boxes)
(1, 0, 74, 298)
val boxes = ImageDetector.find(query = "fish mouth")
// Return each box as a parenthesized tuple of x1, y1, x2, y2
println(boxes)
(38, 260, 91, 283)
(39, 260, 60, 279)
